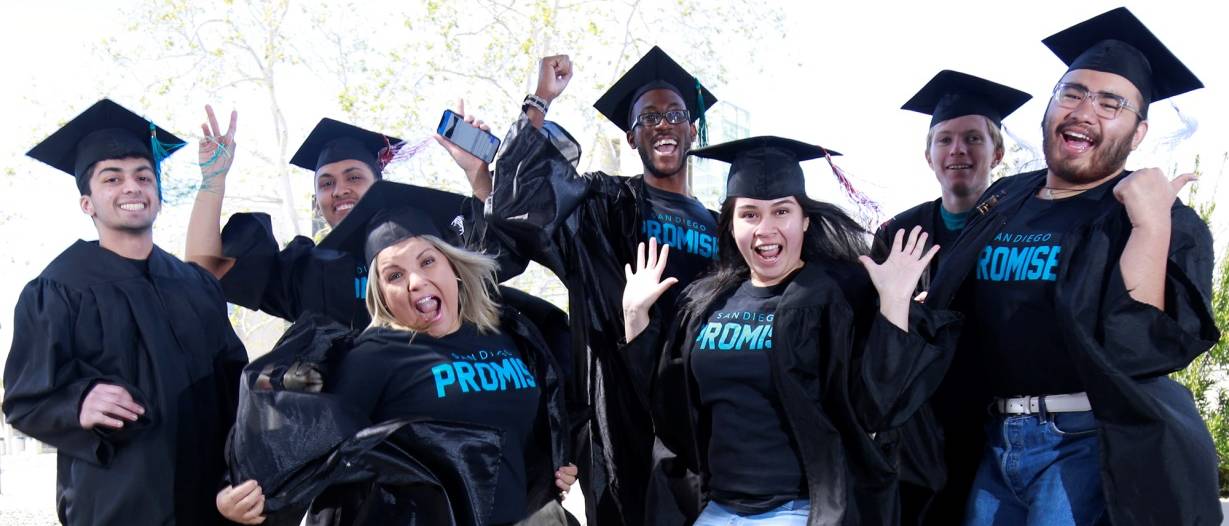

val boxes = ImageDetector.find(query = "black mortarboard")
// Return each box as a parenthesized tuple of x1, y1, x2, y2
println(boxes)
(26, 98, 186, 195)
(318, 180, 468, 265)
(1042, 7, 1202, 113)
(902, 70, 1032, 128)
(593, 46, 718, 133)
(691, 136, 840, 201)
(289, 118, 402, 177)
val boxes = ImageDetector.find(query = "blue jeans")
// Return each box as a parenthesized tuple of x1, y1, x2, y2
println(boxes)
(694, 499, 810, 525)
(964, 411, 1106, 526)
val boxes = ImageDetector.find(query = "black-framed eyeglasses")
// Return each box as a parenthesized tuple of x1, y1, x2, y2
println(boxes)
(1051, 82, 1141, 120)
(634, 110, 690, 128)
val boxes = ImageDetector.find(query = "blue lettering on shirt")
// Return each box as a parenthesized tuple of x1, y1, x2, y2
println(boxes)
(430, 348, 537, 398)
(643, 213, 718, 259)
(977, 232, 1061, 282)
(695, 311, 774, 352)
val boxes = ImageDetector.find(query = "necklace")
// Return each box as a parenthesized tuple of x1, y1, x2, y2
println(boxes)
(1039, 186, 1089, 200)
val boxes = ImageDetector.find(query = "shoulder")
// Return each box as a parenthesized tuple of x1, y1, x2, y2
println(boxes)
(880, 199, 940, 234)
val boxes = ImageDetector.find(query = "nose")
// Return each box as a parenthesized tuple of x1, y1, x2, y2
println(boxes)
(406, 269, 428, 293)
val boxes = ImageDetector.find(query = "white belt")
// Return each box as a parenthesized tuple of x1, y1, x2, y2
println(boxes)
(995, 393, 1091, 415)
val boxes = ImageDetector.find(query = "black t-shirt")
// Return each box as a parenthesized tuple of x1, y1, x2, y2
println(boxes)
(332, 323, 541, 523)
(643, 184, 718, 310)
(970, 188, 1109, 396)
(690, 277, 805, 515)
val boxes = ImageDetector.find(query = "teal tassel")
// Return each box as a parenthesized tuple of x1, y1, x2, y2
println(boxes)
(149, 121, 187, 199)
(695, 78, 709, 147)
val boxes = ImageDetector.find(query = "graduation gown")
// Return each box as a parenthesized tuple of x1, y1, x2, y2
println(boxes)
(916, 169, 1222, 524)
(871, 199, 944, 289)
(2, 240, 248, 525)
(218, 196, 526, 329)
(225, 300, 571, 526)
(488, 114, 717, 525)
(621, 262, 962, 526)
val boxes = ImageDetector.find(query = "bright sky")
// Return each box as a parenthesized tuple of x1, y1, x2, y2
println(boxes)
(0, 0, 1226, 356)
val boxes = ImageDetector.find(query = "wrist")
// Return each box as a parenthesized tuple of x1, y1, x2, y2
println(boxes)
(523, 94, 550, 115)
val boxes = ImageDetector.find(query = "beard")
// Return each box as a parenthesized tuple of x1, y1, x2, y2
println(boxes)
(637, 140, 689, 179)
(1042, 113, 1135, 185)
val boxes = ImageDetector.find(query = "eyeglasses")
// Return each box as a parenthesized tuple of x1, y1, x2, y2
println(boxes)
(1051, 82, 1141, 120)
(633, 110, 690, 128)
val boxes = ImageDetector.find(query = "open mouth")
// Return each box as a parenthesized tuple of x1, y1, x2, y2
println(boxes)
(334, 201, 357, 214)
(118, 202, 147, 211)
(652, 136, 679, 156)
(945, 163, 973, 171)
(1059, 128, 1097, 154)
(753, 243, 782, 263)
(413, 295, 443, 322)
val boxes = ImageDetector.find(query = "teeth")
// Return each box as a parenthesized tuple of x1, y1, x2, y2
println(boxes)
(336, 203, 355, 212)
(414, 296, 440, 314)
(755, 244, 781, 253)
(948, 164, 972, 170)
(653, 138, 678, 147)
(1063, 131, 1092, 142)
(119, 203, 145, 211)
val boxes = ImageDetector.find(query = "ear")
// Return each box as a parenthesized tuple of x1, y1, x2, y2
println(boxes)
(689, 122, 698, 143)
(625, 129, 637, 149)
(802, 214, 810, 233)
(79, 195, 95, 217)
(1130, 119, 1149, 151)
(992, 146, 1005, 169)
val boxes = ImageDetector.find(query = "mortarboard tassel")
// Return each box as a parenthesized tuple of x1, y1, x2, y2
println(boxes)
(821, 149, 883, 228)
(695, 78, 709, 147)
(149, 121, 187, 199)
(381, 136, 433, 170)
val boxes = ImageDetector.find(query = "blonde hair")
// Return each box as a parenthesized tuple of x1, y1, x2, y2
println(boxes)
(365, 235, 501, 334)
(925, 115, 1005, 157)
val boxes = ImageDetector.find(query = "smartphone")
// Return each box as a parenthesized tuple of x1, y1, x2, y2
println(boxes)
(437, 109, 501, 164)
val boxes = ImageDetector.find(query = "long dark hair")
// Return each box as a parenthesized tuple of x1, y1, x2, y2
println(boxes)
(684, 194, 869, 317)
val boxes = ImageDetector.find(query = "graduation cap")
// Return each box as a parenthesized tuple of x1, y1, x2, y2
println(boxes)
(290, 118, 403, 177)
(593, 46, 718, 140)
(318, 180, 468, 265)
(691, 136, 840, 201)
(902, 70, 1032, 128)
(26, 99, 186, 195)
(1042, 7, 1202, 115)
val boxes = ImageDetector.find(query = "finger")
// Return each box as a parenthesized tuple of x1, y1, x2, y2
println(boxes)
(235, 483, 263, 512)
(226, 109, 238, 140)
(242, 496, 266, 520)
(93, 414, 124, 429)
(918, 244, 941, 267)
(1172, 172, 1197, 192)
(655, 244, 671, 274)
(201, 123, 212, 140)
(478, 121, 491, 132)
(903, 226, 923, 256)
(112, 389, 145, 415)
(857, 254, 875, 272)
(456, 98, 466, 116)
(913, 290, 929, 303)
(891, 228, 905, 254)
(206, 104, 221, 137)
(101, 404, 140, 422)
(911, 232, 929, 258)
(556, 478, 570, 491)
(464, 113, 476, 124)
(473, 119, 485, 130)
(647, 237, 659, 269)
(223, 480, 258, 506)
(636, 242, 646, 271)
(652, 277, 679, 298)
(624, 263, 633, 282)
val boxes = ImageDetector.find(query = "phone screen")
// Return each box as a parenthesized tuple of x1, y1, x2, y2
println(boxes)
(437, 110, 501, 164)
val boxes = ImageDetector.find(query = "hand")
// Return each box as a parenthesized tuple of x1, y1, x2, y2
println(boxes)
(433, 99, 493, 200)
(555, 463, 578, 499)
(535, 55, 573, 102)
(79, 383, 145, 430)
(858, 226, 939, 329)
(198, 105, 238, 192)
(216, 480, 266, 524)
(622, 238, 678, 340)
(1113, 168, 1194, 231)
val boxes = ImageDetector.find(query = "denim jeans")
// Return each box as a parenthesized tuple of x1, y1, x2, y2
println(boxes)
(694, 499, 810, 525)
(964, 411, 1105, 526)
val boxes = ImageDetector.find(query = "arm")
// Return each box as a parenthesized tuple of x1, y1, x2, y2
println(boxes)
(2, 281, 143, 464)
(1114, 169, 1196, 308)
(185, 105, 239, 278)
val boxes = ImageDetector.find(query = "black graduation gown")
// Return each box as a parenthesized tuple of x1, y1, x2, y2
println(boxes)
(219, 196, 527, 329)
(915, 169, 1222, 524)
(488, 114, 717, 525)
(2, 240, 248, 525)
(871, 199, 944, 289)
(620, 263, 962, 526)
(225, 303, 571, 526)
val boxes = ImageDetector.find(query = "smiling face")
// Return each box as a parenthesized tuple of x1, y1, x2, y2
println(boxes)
(1042, 69, 1148, 185)
(374, 236, 462, 338)
(730, 196, 810, 286)
(79, 156, 161, 235)
(925, 114, 1003, 200)
(315, 159, 377, 227)
(626, 88, 697, 179)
